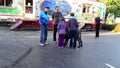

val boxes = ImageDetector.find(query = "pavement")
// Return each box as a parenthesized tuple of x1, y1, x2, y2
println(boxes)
(0, 27, 32, 68)
(0, 26, 120, 68)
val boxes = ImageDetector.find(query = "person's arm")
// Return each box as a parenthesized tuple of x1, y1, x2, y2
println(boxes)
(95, 17, 97, 24)
(57, 23, 60, 33)
(60, 12, 62, 17)
(39, 12, 43, 24)
(60, 12, 62, 22)
(75, 19, 79, 28)
(52, 13, 55, 24)
(57, 23, 60, 30)
(39, 12, 47, 25)
(52, 13, 54, 20)
(68, 19, 70, 28)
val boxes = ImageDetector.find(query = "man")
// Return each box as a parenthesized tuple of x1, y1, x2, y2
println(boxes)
(95, 16, 100, 37)
(39, 7, 50, 46)
(52, 6, 62, 43)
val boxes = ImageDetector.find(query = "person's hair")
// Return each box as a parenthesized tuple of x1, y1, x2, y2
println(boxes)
(55, 6, 59, 9)
(61, 17, 65, 22)
(45, 7, 50, 9)
(70, 13, 74, 17)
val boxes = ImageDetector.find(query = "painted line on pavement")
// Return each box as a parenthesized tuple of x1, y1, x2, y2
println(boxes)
(105, 63, 115, 68)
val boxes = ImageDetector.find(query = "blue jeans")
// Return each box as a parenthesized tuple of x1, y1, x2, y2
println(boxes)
(40, 25, 48, 44)
(69, 30, 77, 48)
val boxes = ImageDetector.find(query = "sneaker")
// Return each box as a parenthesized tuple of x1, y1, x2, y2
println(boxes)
(40, 43, 44, 46)
(58, 47, 63, 48)
(61, 46, 64, 48)
(95, 36, 99, 38)
(68, 46, 72, 48)
(81, 45, 83, 47)
(78, 45, 81, 48)
(45, 42, 49, 45)
(73, 47, 76, 48)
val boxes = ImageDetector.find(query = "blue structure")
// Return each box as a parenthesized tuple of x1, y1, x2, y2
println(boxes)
(42, 0, 71, 16)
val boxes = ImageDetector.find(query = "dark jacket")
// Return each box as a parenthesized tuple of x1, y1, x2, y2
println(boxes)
(68, 18, 79, 30)
(95, 17, 100, 25)
(52, 12, 62, 24)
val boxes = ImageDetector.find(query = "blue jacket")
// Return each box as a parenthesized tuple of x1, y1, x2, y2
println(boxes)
(39, 11, 50, 26)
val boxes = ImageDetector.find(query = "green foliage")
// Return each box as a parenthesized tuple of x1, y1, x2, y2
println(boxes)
(102, 24, 115, 30)
(0, 21, 15, 26)
(99, 0, 120, 17)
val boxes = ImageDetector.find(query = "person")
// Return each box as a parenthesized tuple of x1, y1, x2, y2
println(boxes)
(77, 23, 84, 48)
(57, 17, 66, 48)
(95, 16, 100, 38)
(39, 7, 50, 46)
(52, 6, 62, 43)
(68, 13, 79, 48)
(64, 24, 70, 47)
(64, 21, 84, 48)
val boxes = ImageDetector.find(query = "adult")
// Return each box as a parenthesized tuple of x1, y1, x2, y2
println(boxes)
(39, 7, 50, 46)
(52, 6, 62, 43)
(95, 16, 100, 37)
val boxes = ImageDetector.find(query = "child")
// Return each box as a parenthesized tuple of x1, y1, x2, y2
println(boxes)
(68, 13, 79, 48)
(64, 18, 84, 48)
(77, 23, 84, 48)
(64, 25, 70, 47)
(57, 17, 66, 48)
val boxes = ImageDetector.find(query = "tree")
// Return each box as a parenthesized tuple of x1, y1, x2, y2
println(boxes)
(99, 0, 120, 18)
(99, 0, 120, 32)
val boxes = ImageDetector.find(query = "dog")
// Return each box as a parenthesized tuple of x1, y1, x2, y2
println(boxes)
(64, 27, 83, 48)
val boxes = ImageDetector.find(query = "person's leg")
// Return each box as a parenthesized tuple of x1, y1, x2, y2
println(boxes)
(40, 25, 45, 44)
(64, 33, 69, 47)
(58, 34, 60, 47)
(97, 26, 100, 37)
(69, 30, 73, 48)
(78, 38, 83, 48)
(79, 30, 83, 46)
(78, 30, 83, 48)
(64, 38, 69, 47)
(77, 31, 80, 46)
(96, 24, 100, 37)
(95, 26, 97, 37)
(73, 30, 77, 48)
(96, 28, 98, 37)
(61, 34, 64, 48)
(58, 34, 62, 47)
(79, 35, 83, 47)
(53, 24, 58, 42)
(44, 26, 48, 44)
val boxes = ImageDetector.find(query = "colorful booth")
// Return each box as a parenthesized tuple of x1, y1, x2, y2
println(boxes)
(0, 0, 106, 30)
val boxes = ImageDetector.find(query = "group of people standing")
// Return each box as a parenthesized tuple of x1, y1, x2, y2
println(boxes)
(39, 6, 100, 48)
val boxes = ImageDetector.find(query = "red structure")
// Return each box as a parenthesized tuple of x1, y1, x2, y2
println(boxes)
(9, 19, 102, 30)
(9, 19, 54, 30)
